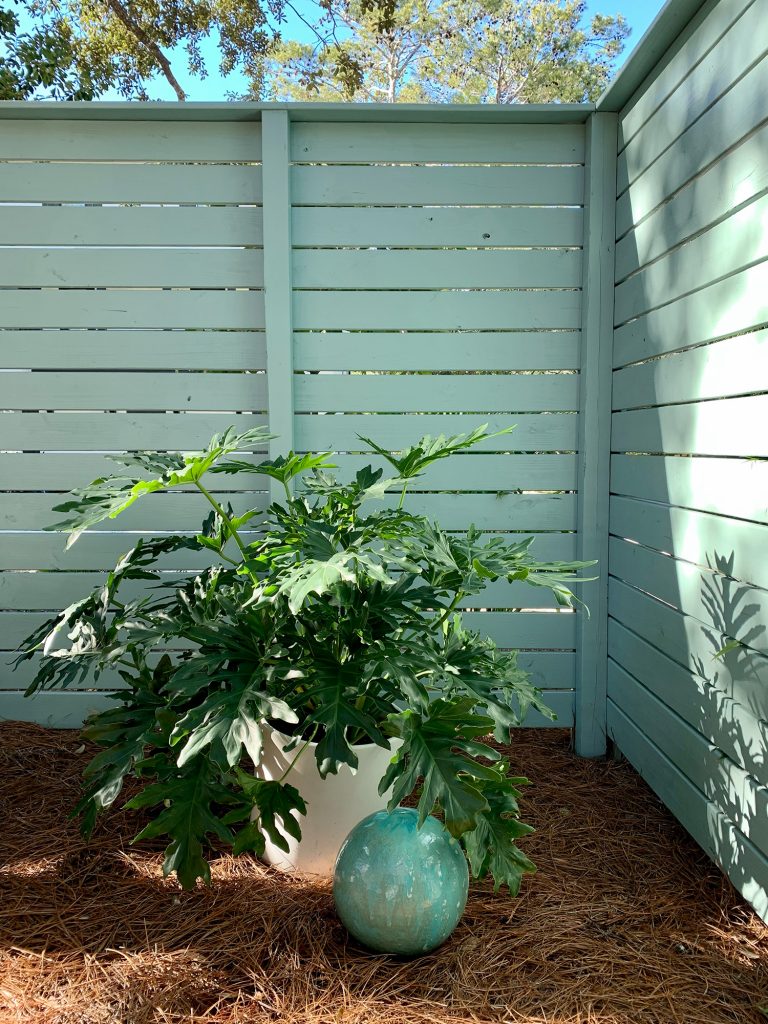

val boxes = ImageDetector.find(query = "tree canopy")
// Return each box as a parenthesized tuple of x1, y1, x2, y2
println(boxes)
(0, 0, 95, 98)
(261, 0, 630, 104)
(1, 0, 629, 102)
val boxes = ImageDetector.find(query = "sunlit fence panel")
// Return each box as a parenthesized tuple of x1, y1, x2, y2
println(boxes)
(606, 0, 768, 921)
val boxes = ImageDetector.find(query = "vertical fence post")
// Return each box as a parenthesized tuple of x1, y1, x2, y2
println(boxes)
(575, 111, 617, 757)
(261, 109, 295, 502)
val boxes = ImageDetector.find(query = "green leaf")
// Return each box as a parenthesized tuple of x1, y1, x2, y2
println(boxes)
(212, 451, 336, 485)
(357, 424, 516, 482)
(461, 765, 535, 894)
(171, 682, 298, 769)
(229, 770, 307, 853)
(383, 698, 500, 837)
(126, 757, 236, 889)
(47, 426, 273, 538)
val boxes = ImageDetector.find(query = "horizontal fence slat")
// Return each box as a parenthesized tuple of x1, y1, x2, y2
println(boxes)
(0, 290, 265, 330)
(293, 290, 581, 331)
(0, 331, 267, 371)
(0, 162, 262, 204)
(3, 651, 576, 694)
(608, 659, 768, 857)
(517, 652, 575, 691)
(612, 330, 768, 408)
(610, 495, 768, 589)
(609, 535, 768, 656)
(0, 493, 267, 532)
(613, 260, 768, 365)
(293, 248, 582, 290)
(0, 607, 576, 653)
(0, 571, 567, 612)
(0, 411, 267, 450)
(0, 371, 267, 412)
(0, 121, 262, 161)
(293, 413, 578, 452)
(608, 576, 768, 723)
(0, 530, 577, 571)
(0, 534, 232, 571)
(614, 193, 768, 325)
(316, 452, 578, 491)
(1, 491, 575, 534)
(0, 250, 265, 289)
(0, 687, 573, 729)
(0, 206, 264, 246)
(615, 122, 768, 280)
(290, 122, 585, 163)
(617, 0, 754, 146)
(293, 332, 580, 372)
(609, 618, 768, 788)
(615, 59, 768, 237)
(617, 0, 767, 191)
(607, 699, 768, 920)
(610, 454, 768, 523)
(0, 452, 577, 492)
(0, 368, 267, 411)
(291, 163, 585, 206)
(0, 691, 117, 727)
(292, 207, 584, 248)
(293, 373, 579, 413)
(611, 395, 768, 458)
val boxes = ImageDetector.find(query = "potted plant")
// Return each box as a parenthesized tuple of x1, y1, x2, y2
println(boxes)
(17, 424, 593, 892)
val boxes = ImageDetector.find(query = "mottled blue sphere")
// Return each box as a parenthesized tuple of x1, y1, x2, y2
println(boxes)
(333, 808, 469, 955)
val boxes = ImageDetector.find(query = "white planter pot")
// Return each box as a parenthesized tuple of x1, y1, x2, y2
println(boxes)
(256, 727, 400, 877)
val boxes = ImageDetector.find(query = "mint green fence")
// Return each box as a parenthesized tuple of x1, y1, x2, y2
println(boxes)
(0, 105, 604, 736)
(0, 0, 766, 923)
(602, 0, 768, 920)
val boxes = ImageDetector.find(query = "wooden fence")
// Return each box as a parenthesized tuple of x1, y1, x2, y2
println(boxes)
(603, 0, 768, 919)
(0, 105, 604, 738)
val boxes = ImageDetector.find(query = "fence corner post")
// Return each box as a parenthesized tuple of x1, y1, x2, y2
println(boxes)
(575, 111, 617, 757)
(261, 109, 295, 502)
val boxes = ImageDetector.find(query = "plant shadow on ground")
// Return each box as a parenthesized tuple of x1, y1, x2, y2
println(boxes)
(0, 723, 766, 1024)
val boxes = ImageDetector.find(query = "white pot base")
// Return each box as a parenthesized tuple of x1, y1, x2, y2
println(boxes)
(256, 728, 399, 877)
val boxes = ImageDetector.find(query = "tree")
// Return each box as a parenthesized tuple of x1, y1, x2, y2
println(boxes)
(261, 0, 442, 103)
(431, 0, 630, 103)
(33, 0, 276, 100)
(11, 0, 399, 100)
(0, 0, 96, 98)
(258, 0, 629, 103)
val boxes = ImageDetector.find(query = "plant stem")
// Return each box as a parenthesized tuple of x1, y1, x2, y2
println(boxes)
(194, 481, 250, 561)
(277, 726, 318, 783)
(398, 481, 408, 509)
(435, 589, 465, 630)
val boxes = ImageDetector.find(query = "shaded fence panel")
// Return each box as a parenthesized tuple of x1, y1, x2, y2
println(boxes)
(288, 120, 585, 725)
(607, 0, 768, 918)
(1, 114, 587, 731)
(0, 119, 267, 723)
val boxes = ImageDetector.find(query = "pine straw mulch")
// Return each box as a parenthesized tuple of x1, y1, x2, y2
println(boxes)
(0, 723, 766, 1024)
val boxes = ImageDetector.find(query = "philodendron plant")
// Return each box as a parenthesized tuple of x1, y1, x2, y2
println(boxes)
(18, 424, 593, 892)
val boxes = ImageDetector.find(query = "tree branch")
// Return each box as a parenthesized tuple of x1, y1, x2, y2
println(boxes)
(104, 0, 186, 100)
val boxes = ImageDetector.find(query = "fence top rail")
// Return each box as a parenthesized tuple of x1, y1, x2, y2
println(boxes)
(597, 0, 705, 112)
(0, 101, 594, 123)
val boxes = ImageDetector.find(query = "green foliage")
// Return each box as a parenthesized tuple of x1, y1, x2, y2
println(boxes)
(19, 422, 594, 892)
(258, 0, 629, 103)
(0, 0, 97, 98)
(15, 0, 401, 101)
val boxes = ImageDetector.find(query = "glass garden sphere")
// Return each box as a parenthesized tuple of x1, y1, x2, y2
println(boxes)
(333, 807, 469, 955)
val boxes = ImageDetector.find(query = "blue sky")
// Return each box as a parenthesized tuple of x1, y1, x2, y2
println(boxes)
(34, 0, 669, 101)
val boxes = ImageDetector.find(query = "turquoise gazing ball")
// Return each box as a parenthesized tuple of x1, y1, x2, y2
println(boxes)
(333, 808, 469, 956)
